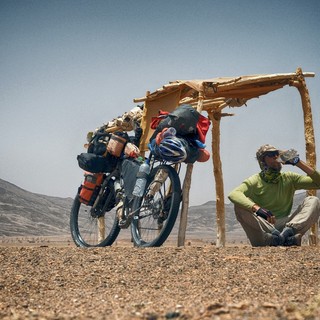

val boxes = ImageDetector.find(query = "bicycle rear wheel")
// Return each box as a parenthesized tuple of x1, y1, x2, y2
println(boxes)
(131, 164, 181, 247)
(70, 180, 120, 247)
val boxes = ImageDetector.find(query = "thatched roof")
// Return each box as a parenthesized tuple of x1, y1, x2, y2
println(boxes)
(134, 71, 315, 112)
(134, 70, 315, 152)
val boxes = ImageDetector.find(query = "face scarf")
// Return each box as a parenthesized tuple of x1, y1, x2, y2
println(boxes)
(258, 160, 281, 184)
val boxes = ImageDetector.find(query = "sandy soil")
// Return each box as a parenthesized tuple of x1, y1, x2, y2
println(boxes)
(0, 241, 320, 320)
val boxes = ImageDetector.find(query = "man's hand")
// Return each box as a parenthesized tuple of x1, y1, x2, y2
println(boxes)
(256, 208, 276, 224)
(284, 156, 300, 166)
(279, 149, 300, 166)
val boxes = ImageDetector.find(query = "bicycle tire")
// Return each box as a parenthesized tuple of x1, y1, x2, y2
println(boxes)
(70, 180, 121, 247)
(131, 164, 181, 247)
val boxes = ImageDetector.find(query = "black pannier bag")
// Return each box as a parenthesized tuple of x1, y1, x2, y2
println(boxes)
(154, 104, 200, 136)
(121, 158, 141, 200)
(87, 141, 108, 155)
(181, 137, 200, 163)
(77, 152, 117, 173)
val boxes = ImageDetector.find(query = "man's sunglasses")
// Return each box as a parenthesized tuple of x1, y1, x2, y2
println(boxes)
(264, 151, 279, 158)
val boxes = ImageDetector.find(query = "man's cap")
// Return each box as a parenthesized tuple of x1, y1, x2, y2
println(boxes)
(256, 144, 279, 160)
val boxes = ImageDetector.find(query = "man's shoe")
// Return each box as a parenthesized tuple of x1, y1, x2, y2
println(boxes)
(279, 227, 294, 246)
(271, 235, 281, 246)
(270, 229, 281, 246)
(284, 233, 302, 246)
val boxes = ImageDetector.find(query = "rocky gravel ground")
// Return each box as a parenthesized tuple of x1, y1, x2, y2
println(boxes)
(1, 243, 320, 320)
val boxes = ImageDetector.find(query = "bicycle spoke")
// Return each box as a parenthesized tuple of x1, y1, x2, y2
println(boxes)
(131, 164, 181, 247)
(70, 187, 121, 247)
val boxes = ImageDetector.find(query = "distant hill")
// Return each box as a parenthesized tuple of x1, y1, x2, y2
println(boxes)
(0, 178, 314, 243)
(169, 200, 247, 242)
(0, 179, 73, 237)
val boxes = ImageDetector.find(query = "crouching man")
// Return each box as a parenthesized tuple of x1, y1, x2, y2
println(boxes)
(228, 144, 320, 247)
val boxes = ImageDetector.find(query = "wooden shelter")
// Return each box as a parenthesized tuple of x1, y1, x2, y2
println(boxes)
(134, 67, 318, 246)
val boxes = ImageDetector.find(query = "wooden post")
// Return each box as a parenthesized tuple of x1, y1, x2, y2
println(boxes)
(97, 216, 105, 243)
(208, 110, 226, 247)
(177, 91, 204, 246)
(178, 163, 193, 246)
(292, 67, 318, 245)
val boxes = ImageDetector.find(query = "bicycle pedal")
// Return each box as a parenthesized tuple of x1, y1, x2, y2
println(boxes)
(118, 217, 132, 229)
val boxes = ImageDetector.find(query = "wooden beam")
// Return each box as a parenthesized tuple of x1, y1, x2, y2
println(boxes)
(178, 91, 204, 246)
(208, 110, 226, 247)
(178, 163, 193, 247)
(97, 216, 105, 243)
(163, 82, 181, 89)
(208, 72, 315, 92)
(292, 67, 318, 245)
(205, 84, 285, 99)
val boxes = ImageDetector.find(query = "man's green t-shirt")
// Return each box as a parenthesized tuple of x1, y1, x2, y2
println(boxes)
(228, 171, 320, 218)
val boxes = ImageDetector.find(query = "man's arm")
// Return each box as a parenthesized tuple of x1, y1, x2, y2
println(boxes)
(295, 160, 315, 175)
(286, 158, 320, 188)
(228, 181, 255, 211)
(228, 178, 276, 224)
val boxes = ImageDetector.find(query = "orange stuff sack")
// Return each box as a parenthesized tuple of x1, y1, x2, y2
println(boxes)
(107, 132, 128, 157)
(197, 148, 210, 162)
(124, 142, 140, 158)
(79, 172, 104, 205)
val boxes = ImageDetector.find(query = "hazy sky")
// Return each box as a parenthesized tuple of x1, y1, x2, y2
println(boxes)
(1, 0, 319, 205)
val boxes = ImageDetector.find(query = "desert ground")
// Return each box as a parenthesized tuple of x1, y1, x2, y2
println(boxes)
(0, 238, 320, 320)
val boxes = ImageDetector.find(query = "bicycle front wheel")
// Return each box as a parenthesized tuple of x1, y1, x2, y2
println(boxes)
(131, 164, 181, 247)
(70, 181, 120, 247)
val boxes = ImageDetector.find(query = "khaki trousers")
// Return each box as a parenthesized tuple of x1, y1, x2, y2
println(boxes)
(234, 196, 320, 247)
